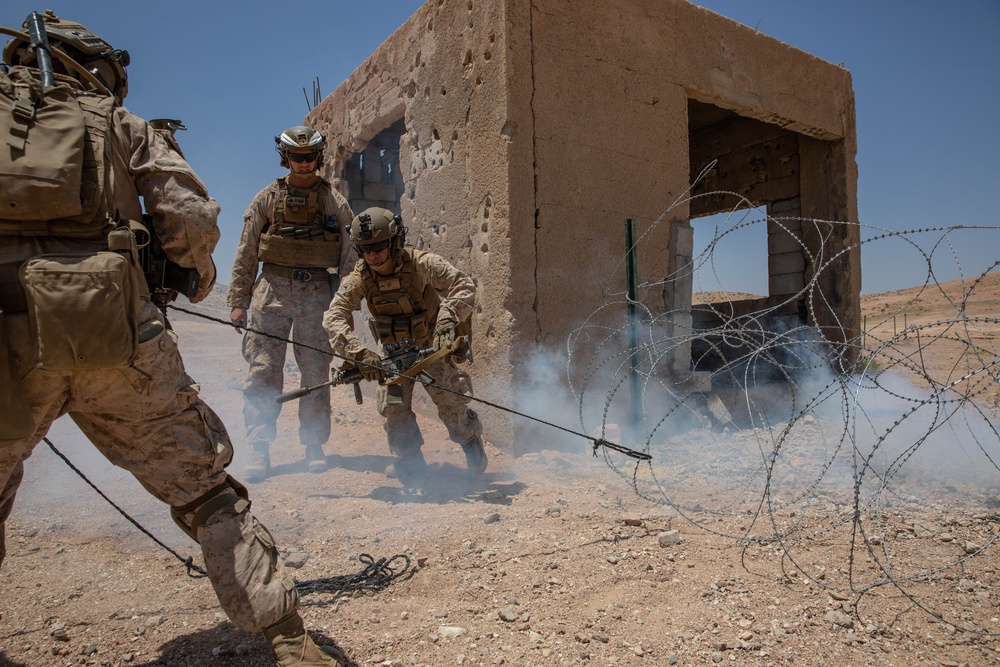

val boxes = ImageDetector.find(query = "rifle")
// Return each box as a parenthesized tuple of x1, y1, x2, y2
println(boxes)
(24, 11, 54, 88)
(381, 335, 468, 386)
(276, 364, 364, 405)
(136, 214, 201, 321)
(275, 335, 470, 404)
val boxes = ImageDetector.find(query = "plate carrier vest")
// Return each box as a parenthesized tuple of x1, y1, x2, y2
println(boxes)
(361, 247, 441, 348)
(256, 177, 342, 270)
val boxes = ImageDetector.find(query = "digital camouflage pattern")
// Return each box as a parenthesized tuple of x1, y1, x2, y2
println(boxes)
(227, 179, 353, 310)
(110, 107, 220, 303)
(325, 249, 474, 359)
(0, 98, 296, 634)
(240, 275, 337, 449)
(227, 178, 355, 454)
(375, 356, 481, 456)
(324, 247, 481, 457)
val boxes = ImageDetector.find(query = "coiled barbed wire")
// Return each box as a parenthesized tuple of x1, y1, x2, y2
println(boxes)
(567, 185, 1000, 633)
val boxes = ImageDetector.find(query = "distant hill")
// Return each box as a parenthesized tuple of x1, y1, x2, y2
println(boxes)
(692, 291, 763, 304)
(860, 270, 999, 401)
(861, 270, 1000, 320)
(691, 270, 1000, 318)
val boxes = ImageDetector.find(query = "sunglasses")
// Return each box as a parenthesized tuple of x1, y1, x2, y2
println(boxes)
(360, 239, 391, 253)
(287, 152, 320, 163)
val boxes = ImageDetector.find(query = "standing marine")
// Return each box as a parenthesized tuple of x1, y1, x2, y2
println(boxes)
(228, 127, 355, 483)
(0, 11, 345, 665)
(323, 207, 487, 483)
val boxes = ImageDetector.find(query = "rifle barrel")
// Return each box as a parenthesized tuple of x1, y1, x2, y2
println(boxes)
(25, 12, 54, 88)
(276, 387, 313, 404)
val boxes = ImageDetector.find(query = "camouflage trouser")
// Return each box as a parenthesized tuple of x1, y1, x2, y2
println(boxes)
(0, 300, 298, 634)
(375, 356, 483, 456)
(242, 274, 335, 449)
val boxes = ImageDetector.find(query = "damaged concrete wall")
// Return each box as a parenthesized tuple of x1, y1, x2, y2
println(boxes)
(307, 0, 860, 451)
(307, 0, 527, 448)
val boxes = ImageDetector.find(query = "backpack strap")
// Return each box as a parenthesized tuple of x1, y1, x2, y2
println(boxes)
(7, 83, 38, 151)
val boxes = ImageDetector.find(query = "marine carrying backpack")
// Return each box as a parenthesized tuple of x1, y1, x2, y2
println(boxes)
(1, 68, 138, 373)
(0, 68, 116, 236)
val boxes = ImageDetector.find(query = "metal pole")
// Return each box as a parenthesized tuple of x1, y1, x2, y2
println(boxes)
(625, 219, 642, 445)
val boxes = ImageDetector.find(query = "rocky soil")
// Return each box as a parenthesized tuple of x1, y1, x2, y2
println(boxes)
(2, 274, 1000, 667)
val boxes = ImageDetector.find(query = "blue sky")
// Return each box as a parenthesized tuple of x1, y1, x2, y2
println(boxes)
(4, 1, 998, 295)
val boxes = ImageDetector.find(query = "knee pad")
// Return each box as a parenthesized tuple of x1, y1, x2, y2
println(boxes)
(170, 475, 250, 542)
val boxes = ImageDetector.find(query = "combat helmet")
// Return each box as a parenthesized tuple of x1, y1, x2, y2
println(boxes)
(275, 125, 326, 169)
(348, 207, 405, 257)
(2, 10, 130, 103)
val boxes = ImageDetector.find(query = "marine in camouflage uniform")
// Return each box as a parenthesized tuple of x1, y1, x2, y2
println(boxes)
(0, 13, 343, 666)
(323, 208, 487, 482)
(227, 127, 354, 483)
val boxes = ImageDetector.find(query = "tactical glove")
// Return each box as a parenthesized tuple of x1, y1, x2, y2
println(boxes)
(433, 320, 457, 351)
(355, 348, 385, 383)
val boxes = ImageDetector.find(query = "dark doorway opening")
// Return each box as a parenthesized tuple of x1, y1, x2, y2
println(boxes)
(344, 117, 406, 215)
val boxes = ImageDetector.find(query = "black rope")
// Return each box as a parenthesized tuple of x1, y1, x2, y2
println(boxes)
(168, 303, 653, 462)
(295, 553, 413, 606)
(43, 437, 209, 578)
(45, 437, 415, 599)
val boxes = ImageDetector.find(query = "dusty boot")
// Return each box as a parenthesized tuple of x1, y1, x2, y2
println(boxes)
(384, 449, 428, 484)
(462, 435, 488, 475)
(244, 443, 271, 483)
(304, 444, 328, 474)
(264, 611, 344, 666)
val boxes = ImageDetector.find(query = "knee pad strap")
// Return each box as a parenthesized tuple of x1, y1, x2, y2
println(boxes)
(170, 475, 251, 542)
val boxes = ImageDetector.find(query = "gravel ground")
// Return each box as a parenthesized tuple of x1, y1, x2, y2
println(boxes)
(2, 281, 1000, 667)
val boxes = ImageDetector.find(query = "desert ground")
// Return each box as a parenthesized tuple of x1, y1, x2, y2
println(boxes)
(2, 274, 999, 667)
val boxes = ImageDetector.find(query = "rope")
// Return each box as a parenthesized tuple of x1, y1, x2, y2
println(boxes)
(43, 437, 209, 578)
(295, 553, 413, 605)
(168, 303, 651, 462)
(45, 437, 413, 597)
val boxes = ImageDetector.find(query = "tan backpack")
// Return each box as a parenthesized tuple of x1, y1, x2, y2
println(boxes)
(0, 68, 116, 236)
(1, 69, 138, 373)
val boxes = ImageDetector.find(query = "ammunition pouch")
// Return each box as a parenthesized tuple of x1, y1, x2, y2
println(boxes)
(19, 243, 142, 372)
(257, 226, 341, 269)
(369, 312, 430, 348)
(170, 475, 251, 543)
(0, 78, 86, 222)
(0, 307, 36, 439)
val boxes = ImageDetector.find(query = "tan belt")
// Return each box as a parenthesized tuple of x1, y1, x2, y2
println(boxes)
(261, 263, 330, 282)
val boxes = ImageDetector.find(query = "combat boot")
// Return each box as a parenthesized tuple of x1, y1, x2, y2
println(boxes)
(462, 435, 488, 475)
(264, 611, 344, 666)
(385, 449, 428, 484)
(304, 444, 328, 474)
(244, 443, 270, 483)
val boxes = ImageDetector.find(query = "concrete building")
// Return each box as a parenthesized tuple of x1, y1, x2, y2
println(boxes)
(307, 0, 860, 450)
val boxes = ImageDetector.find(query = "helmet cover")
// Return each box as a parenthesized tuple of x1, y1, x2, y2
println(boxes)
(2, 10, 129, 102)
